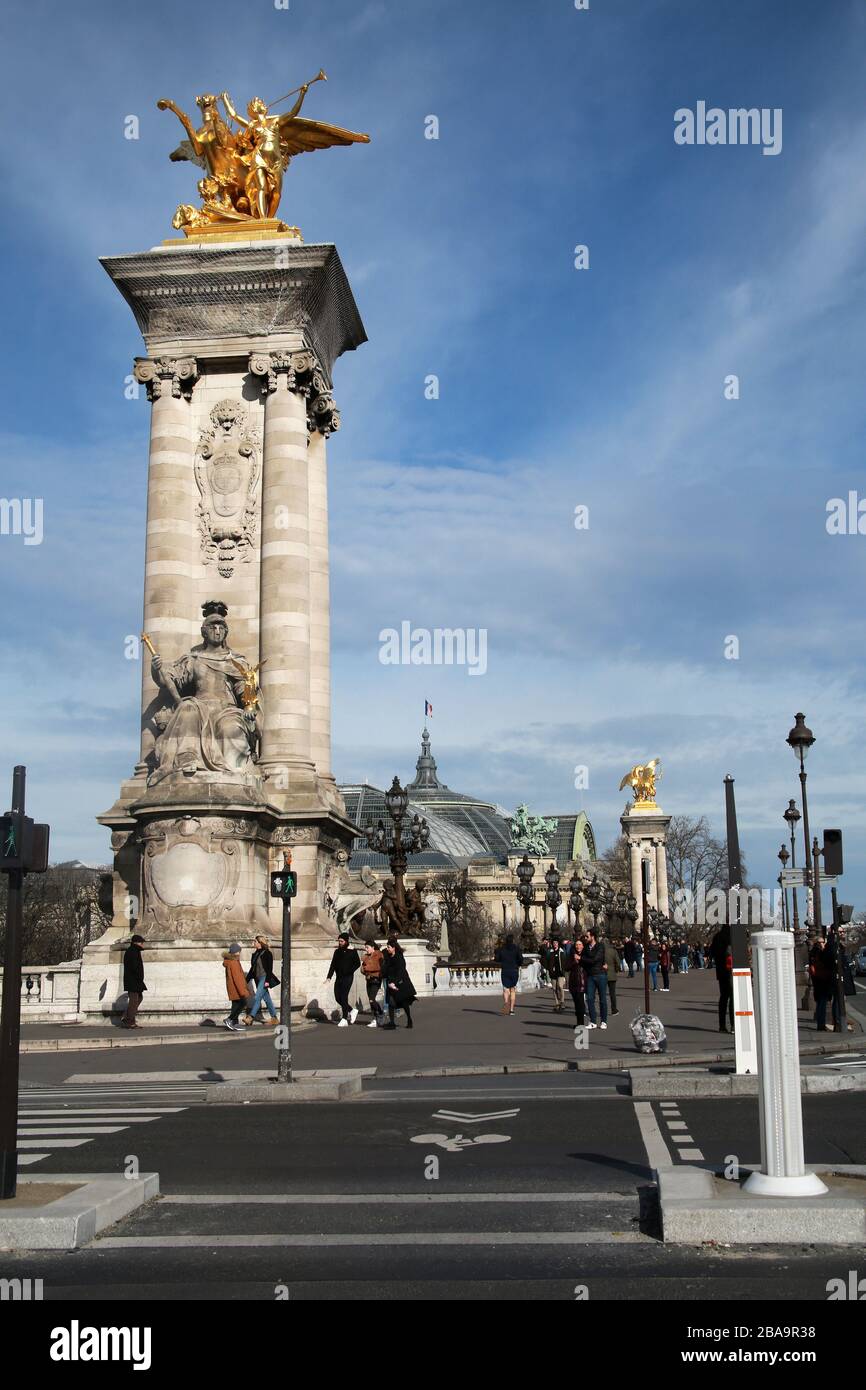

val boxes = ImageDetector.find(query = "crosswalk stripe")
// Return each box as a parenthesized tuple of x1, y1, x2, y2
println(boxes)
(17, 1108, 187, 1116)
(16, 1106, 176, 1117)
(17, 1126, 129, 1136)
(17, 1115, 161, 1123)
(162, 1191, 637, 1205)
(18, 1138, 90, 1149)
(17, 1154, 50, 1165)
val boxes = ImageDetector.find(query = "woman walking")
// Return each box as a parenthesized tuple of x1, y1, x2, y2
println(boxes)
(360, 940, 385, 1027)
(326, 933, 361, 1026)
(567, 937, 587, 1026)
(222, 942, 252, 1031)
(381, 937, 416, 1029)
(246, 934, 280, 1025)
(659, 940, 671, 992)
(495, 933, 524, 1015)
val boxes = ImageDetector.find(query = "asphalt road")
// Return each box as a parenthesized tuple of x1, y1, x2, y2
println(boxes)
(5, 1079, 865, 1300)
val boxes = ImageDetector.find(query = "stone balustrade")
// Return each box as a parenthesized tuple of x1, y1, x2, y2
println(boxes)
(0, 963, 83, 1020)
(435, 956, 540, 995)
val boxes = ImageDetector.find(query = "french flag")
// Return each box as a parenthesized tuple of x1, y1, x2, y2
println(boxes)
(425, 700, 433, 718)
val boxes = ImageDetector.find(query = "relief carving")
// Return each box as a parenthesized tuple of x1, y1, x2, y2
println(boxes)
(194, 399, 262, 578)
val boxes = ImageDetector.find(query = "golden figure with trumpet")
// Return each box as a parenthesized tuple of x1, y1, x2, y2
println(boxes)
(619, 759, 661, 807)
(158, 72, 370, 236)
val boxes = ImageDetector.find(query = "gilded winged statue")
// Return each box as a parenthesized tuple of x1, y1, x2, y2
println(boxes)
(619, 759, 661, 804)
(158, 72, 370, 230)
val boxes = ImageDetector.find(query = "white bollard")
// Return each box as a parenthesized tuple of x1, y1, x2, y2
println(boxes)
(743, 930, 827, 1196)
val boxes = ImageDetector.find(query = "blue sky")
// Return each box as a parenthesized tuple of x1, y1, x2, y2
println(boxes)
(2, 0, 866, 908)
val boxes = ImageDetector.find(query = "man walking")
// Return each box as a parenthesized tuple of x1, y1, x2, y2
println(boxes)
(709, 925, 734, 1033)
(603, 935, 622, 1016)
(623, 937, 637, 978)
(121, 933, 146, 1028)
(544, 935, 568, 1012)
(583, 928, 609, 1030)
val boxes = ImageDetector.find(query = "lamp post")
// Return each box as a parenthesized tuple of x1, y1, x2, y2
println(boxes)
(584, 875, 603, 933)
(365, 776, 429, 930)
(786, 713, 817, 936)
(544, 862, 562, 934)
(567, 869, 583, 935)
(783, 799, 801, 939)
(778, 844, 789, 931)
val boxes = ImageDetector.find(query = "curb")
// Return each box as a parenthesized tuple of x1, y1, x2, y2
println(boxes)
(0, 1172, 159, 1251)
(631, 1067, 866, 1098)
(21, 1021, 316, 1054)
(204, 1076, 363, 1103)
(379, 1033, 864, 1080)
(658, 1165, 866, 1246)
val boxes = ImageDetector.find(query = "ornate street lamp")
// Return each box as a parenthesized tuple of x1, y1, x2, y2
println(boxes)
(585, 875, 603, 932)
(783, 799, 802, 939)
(567, 869, 583, 933)
(786, 714, 819, 934)
(544, 862, 562, 933)
(778, 844, 789, 930)
(364, 776, 429, 930)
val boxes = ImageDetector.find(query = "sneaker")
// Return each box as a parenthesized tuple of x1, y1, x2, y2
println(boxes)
(337, 1018, 349, 1028)
(349, 1007, 359, 1024)
(382, 1022, 397, 1030)
(223, 1018, 234, 1031)
(599, 1022, 608, 1030)
(585, 1021, 597, 1029)
(227, 1021, 245, 1032)
(367, 1020, 378, 1028)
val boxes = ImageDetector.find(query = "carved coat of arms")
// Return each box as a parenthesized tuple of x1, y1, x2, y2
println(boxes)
(194, 399, 261, 577)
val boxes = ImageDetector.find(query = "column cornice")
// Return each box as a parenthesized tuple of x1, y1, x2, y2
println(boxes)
(249, 350, 341, 438)
(133, 355, 199, 402)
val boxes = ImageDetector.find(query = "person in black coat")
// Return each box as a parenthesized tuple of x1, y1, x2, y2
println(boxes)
(246, 934, 281, 1024)
(494, 933, 524, 1015)
(381, 937, 416, 1029)
(121, 934, 146, 1029)
(326, 933, 361, 1025)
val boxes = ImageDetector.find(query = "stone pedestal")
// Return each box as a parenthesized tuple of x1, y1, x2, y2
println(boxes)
(88, 238, 367, 1022)
(620, 803, 671, 915)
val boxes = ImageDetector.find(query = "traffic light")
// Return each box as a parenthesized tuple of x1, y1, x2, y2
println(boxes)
(270, 868, 297, 899)
(0, 816, 49, 873)
(0, 815, 23, 869)
(823, 829, 843, 877)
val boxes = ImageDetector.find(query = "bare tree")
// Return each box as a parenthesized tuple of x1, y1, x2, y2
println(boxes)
(601, 816, 747, 901)
(0, 863, 111, 967)
(436, 870, 494, 961)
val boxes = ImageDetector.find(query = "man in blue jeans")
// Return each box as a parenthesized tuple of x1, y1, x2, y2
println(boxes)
(583, 928, 609, 1029)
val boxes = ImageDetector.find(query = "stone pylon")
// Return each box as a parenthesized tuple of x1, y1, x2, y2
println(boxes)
(620, 802, 671, 917)
(84, 237, 366, 1021)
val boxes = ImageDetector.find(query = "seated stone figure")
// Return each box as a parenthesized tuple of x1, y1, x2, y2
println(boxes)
(149, 601, 260, 783)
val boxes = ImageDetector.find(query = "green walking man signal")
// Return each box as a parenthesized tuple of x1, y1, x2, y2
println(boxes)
(270, 867, 297, 899)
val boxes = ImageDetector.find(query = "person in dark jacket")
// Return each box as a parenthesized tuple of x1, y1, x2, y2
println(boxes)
(360, 941, 385, 1026)
(603, 938, 622, 1015)
(246, 934, 280, 1024)
(708, 926, 734, 1032)
(646, 938, 660, 992)
(622, 938, 637, 977)
(567, 938, 587, 1026)
(495, 933, 524, 1015)
(544, 936, 569, 1012)
(583, 929, 609, 1028)
(381, 937, 416, 1029)
(326, 933, 361, 1026)
(121, 934, 146, 1028)
(810, 936, 835, 1032)
(659, 940, 671, 991)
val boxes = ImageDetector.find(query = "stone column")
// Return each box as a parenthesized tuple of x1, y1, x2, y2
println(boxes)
(132, 356, 199, 774)
(307, 414, 338, 787)
(655, 837, 670, 916)
(251, 351, 316, 790)
(629, 839, 642, 904)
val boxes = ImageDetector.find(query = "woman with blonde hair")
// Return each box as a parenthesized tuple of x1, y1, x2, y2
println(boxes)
(246, 933, 280, 1025)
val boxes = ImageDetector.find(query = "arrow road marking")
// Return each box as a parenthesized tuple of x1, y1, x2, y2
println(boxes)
(431, 1109, 520, 1124)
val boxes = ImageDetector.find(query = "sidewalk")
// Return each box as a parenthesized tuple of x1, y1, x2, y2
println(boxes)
(19, 968, 863, 1075)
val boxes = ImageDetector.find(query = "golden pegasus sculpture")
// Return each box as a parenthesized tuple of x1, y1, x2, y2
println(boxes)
(619, 759, 661, 805)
